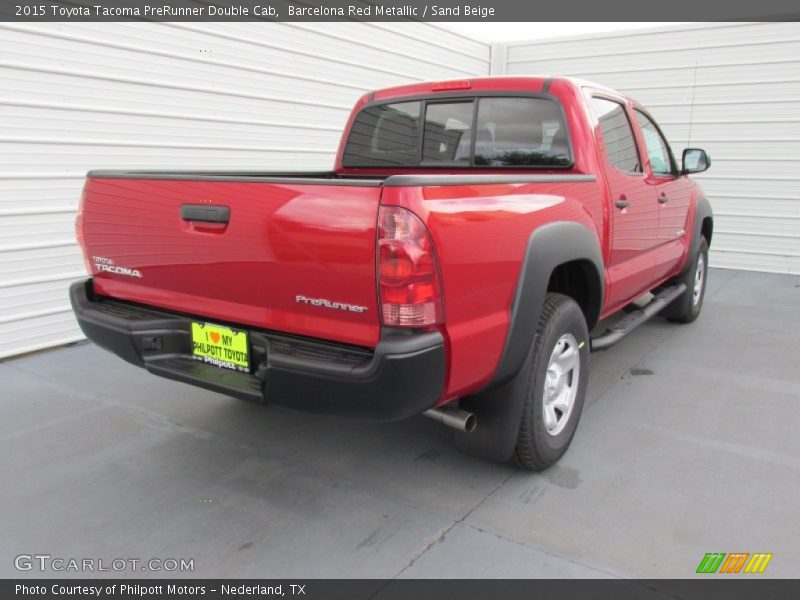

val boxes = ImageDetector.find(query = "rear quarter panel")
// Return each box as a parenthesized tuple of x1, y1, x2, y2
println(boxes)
(381, 181, 603, 400)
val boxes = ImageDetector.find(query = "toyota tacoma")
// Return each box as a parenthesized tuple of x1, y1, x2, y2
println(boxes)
(70, 76, 713, 470)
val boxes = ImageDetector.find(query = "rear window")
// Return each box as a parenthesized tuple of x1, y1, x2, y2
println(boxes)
(422, 101, 474, 165)
(343, 101, 420, 167)
(342, 96, 571, 168)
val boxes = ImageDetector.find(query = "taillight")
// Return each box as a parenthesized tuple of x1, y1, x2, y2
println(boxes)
(378, 206, 443, 328)
(75, 184, 93, 275)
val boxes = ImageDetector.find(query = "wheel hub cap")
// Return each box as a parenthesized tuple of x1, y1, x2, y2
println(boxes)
(543, 333, 581, 436)
(693, 254, 705, 305)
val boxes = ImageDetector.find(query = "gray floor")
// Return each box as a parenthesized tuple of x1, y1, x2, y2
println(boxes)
(2, 269, 798, 579)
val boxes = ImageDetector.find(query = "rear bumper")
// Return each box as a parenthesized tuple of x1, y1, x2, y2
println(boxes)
(70, 279, 445, 421)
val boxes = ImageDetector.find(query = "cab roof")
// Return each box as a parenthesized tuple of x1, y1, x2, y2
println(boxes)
(370, 76, 623, 103)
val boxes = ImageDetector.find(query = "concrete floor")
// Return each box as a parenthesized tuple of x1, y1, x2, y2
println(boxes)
(2, 268, 798, 579)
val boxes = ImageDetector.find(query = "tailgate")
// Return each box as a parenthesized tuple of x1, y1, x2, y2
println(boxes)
(80, 176, 382, 348)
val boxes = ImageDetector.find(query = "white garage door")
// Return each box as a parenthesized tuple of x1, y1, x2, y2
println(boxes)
(0, 22, 490, 359)
(504, 22, 800, 275)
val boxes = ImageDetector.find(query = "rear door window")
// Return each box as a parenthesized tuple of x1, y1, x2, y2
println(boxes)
(590, 97, 641, 174)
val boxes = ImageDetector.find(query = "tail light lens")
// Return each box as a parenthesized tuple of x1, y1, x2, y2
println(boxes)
(75, 184, 93, 275)
(378, 206, 443, 328)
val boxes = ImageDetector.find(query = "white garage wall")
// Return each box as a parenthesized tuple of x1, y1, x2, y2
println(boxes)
(503, 22, 800, 275)
(0, 22, 490, 359)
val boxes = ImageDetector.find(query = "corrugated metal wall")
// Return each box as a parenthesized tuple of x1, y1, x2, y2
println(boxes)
(503, 22, 800, 275)
(0, 22, 490, 359)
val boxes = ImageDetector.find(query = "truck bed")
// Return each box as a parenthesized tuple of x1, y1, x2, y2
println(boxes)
(87, 170, 384, 185)
(87, 169, 596, 186)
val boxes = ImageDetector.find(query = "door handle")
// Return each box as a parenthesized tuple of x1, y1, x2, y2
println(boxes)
(180, 204, 230, 223)
(658, 194, 670, 204)
(615, 196, 631, 209)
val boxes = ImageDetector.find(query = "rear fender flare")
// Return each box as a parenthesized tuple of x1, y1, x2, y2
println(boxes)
(455, 221, 603, 463)
(491, 221, 604, 388)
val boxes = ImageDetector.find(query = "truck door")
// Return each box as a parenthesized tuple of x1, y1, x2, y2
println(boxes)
(590, 95, 660, 309)
(634, 109, 694, 281)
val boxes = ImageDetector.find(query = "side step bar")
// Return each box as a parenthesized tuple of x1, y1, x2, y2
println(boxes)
(590, 284, 686, 351)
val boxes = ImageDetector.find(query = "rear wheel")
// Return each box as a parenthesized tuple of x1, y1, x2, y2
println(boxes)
(513, 293, 590, 471)
(662, 238, 708, 323)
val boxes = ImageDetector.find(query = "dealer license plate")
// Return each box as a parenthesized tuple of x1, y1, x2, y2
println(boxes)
(191, 322, 250, 372)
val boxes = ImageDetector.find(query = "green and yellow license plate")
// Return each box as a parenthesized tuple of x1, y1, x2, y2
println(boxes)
(191, 322, 250, 372)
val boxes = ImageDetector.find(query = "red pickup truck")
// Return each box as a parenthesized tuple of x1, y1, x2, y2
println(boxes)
(70, 76, 712, 470)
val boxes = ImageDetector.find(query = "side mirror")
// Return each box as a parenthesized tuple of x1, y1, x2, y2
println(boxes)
(682, 148, 710, 175)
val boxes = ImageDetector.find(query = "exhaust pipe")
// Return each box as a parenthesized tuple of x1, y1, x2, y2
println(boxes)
(423, 406, 477, 433)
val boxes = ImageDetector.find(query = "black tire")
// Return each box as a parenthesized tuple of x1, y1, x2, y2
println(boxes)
(513, 293, 590, 471)
(662, 238, 708, 323)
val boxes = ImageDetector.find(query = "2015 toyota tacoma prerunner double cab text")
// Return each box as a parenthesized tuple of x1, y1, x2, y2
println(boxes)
(70, 76, 713, 470)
